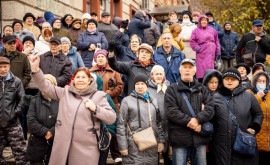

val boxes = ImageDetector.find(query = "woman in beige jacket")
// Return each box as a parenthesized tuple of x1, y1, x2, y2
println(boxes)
(30, 55, 116, 165)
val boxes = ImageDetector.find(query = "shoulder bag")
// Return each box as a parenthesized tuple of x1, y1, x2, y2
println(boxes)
(243, 40, 258, 67)
(89, 91, 111, 153)
(127, 98, 157, 151)
(224, 96, 256, 156)
(181, 92, 214, 136)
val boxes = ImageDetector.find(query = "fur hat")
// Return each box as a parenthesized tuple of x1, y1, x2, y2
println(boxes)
(23, 36, 35, 46)
(23, 12, 36, 21)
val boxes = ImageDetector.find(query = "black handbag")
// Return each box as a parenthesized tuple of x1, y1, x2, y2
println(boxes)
(243, 42, 258, 67)
(181, 92, 214, 136)
(89, 91, 110, 153)
(224, 96, 256, 156)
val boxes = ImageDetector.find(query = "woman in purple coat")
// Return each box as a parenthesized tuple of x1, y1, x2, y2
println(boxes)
(190, 15, 221, 81)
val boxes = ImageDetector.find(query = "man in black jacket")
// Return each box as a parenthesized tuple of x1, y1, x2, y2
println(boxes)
(165, 59, 214, 165)
(0, 57, 28, 164)
(39, 36, 72, 87)
(236, 19, 270, 65)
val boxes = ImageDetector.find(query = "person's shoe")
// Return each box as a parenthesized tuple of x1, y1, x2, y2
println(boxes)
(115, 158, 122, 163)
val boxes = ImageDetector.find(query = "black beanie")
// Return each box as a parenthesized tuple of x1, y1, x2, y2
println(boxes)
(23, 36, 35, 46)
(223, 68, 241, 82)
(133, 74, 149, 88)
(86, 19, 98, 28)
(12, 20, 23, 28)
(23, 12, 36, 21)
(205, 12, 213, 17)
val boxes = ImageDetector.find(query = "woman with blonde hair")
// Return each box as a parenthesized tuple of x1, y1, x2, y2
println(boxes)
(156, 23, 184, 51)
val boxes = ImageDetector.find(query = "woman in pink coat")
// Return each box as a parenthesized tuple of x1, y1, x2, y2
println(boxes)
(30, 55, 116, 165)
(190, 15, 221, 81)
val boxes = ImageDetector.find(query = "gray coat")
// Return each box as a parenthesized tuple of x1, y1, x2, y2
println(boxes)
(144, 22, 161, 47)
(147, 80, 170, 151)
(117, 92, 165, 165)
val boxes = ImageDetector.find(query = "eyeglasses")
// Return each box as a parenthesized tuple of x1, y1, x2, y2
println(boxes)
(54, 21, 61, 24)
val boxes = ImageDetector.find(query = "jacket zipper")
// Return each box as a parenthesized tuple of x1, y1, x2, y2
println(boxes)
(264, 100, 270, 151)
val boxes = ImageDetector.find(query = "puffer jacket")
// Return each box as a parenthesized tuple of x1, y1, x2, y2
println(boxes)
(208, 20, 224, 39)
(97, 22, 118, 42)
(66, 46, 85, 74)
(220, 30, 239, 59)
(128, 13, 151, 42)
(108, 56, 155, 95)
(0, 72, 24, 128)
(39, 51, 72, 87)
(153, 46, 185, 83)
(117, 92, 164, 165)
(248, 71, 270, 152)
(26, 92, 59, 162)
(77, 30, 108, 68)
(147, 80, 170, 151)
(211, 85, 263, 165)
(236, 31, 270, 64)
(165, 78, 214, 147)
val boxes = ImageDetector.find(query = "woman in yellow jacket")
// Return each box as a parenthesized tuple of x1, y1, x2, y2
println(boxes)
(156, 23, 184, 51)
(248, 71, 270, 165)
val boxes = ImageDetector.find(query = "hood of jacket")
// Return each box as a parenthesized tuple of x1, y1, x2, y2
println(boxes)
(251, 71, 270, 89)
(202, 69, 222, 86)
(67, 46, 77, 56)
(134, 10, 143, 20)
(198, 15, 209, 29)
(61, 14, 73, 28)
(250, 30, 266, 37)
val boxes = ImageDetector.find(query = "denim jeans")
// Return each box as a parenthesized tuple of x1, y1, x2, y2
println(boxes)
(172, 145, 206, 165)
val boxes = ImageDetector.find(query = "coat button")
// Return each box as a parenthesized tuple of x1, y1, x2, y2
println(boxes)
(49, 115, 51, 118)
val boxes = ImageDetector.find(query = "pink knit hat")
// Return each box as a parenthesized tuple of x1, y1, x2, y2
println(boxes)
(94, 49, 108, 62)
(192, 12, 200, 17)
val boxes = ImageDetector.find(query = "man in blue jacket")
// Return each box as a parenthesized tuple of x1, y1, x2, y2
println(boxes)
(220, 22, 239, 70)
(205, 12, 224, 44)
(153, 32, 185, 83)
(128, 10, 151, 42)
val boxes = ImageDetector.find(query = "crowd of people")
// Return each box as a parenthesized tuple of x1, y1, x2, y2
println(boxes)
(0, 8, 270, 165)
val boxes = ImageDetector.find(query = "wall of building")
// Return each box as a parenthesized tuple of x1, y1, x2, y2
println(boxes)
(1, 0, 83, 33)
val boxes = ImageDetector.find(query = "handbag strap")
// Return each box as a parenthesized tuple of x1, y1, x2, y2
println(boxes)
(127, 98, 153, 134)
(137, 97, 142, 129)
(89, 91, 100, 143)
(223, 96, 239, 127)
(181, 92, 196, 117)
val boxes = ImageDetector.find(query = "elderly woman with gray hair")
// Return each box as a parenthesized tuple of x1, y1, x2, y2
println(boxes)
(147, 65, 171, 165)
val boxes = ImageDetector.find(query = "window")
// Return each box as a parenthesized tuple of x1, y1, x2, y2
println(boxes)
(142, 0, 150, 9)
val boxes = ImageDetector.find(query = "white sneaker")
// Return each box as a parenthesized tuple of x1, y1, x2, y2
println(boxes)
(115, 158, 122, 163)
